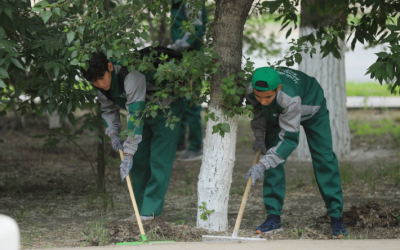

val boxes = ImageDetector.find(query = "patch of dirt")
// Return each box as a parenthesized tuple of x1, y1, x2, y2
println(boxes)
(102, 218, 207, 245)
(343, 202, 400, 228)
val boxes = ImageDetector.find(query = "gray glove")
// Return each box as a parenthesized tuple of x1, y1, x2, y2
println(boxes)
(253, 136, 266, 154)
(246, 163, 266, 187)
(120, 153, 133, 181)
(110, 133, 124, 153)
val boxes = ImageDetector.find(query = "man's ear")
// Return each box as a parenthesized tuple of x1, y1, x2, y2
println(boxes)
(108, 62, 114, 72)
(277, 84, 282, 91)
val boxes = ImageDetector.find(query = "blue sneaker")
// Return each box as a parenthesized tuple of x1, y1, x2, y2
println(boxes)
(255, 214, 282, 234)
(331, 217, 348, 238)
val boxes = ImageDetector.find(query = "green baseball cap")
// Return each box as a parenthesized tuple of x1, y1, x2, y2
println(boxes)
(252, 67, 281, 91)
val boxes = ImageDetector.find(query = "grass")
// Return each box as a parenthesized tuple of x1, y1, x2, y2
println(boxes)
(289, 227, 306, 239)
(340, 162, 400, 188)
(377, 163, 400, 187)
(343, 231, 369, 239)
(349, 118, 400, 146)
(346, 82, 397, 97)
(340, 164, 354, 185)
(14, 208, 29, 223)
(230, 187, 245, 196)
(184, 172, 194, 195)
(21, 230, 41, 248)
(86, 217, 109, 246)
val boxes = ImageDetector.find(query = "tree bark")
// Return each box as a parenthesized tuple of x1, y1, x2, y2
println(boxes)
(158, 4, 169, 46)
(97, 105, 106, 190)
(197, 0, 254, 232)
(296, 0, 350, 159)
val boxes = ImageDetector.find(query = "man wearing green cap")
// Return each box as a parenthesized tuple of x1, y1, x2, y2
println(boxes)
(170, 0, 207, 161)
(246, 66, 347, 238)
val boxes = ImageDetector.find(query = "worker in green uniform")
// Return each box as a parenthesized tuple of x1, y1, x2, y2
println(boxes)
(170, 0, 207, 161)
(81, 51, 183, 220)
(246, 66, 348, 238)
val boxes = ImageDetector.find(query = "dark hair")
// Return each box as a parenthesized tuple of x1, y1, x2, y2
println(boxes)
(81, 51, 109, 82)
(255, 81, 269, 91)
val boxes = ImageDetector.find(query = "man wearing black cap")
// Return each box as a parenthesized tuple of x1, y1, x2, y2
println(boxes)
(246, 66, 347, 238)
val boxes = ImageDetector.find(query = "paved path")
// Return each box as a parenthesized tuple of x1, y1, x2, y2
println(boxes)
(32, 239, 400, 250)
(347, 97, 400, 108)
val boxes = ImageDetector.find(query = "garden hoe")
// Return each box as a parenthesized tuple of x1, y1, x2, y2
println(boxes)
(202, 148, 267, 242)
(116, 150, 174, 246)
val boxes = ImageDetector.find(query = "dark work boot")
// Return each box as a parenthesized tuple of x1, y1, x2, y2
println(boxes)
(255, 214, 282, 234)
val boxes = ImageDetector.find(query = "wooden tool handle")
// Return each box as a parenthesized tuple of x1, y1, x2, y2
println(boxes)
(119, 150, 146, 238)
(232, 148, 262, 237)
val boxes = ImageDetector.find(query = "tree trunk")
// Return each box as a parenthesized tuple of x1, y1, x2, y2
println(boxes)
(197, 0, 253, 232)
(97, 132, 106, 189)
(97, 105, 106, 190)
(296, 0, 350, 159)
(158, 4, 169, 46)
(46, 111, 61, 129)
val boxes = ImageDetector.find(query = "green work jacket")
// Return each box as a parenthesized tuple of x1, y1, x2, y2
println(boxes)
(247, 67, 326, 168)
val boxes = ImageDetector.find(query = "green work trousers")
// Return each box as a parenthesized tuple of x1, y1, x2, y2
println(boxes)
(263, 108, 343, 217)
(130, 99, 184, 217)
(177, 98, 203, 151)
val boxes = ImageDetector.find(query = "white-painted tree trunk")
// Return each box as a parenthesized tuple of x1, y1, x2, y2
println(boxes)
(46, 111, 62, 129)
(196, 0, 253, 231)
(296, 26, 350, 159)
(197, 107, 238, 231)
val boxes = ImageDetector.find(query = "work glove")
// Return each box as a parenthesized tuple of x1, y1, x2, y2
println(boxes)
(252, 136, 266, 155)
(120, 153, 133, 181)
(246, 163, 267, 187)
(110, 133, 124, 153)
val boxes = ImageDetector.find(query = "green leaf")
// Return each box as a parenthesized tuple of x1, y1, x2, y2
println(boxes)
(220, 123, 230, 133)
(386, 63, 394, 79)
(169, 123, 175, 131)
(375, 52, 389, 58)
(185, 92, 191, 100)
(77, 25, 85, 35)
(53, 8, 61, 16)
(151, 111, 157, 118)
(285, 28, 292, 39)
(41, 11, 52, 23)
(70, 59, 79, 65)
(107, 50, 113, 58)
(367, 61, 385, 72)
(67, 101, 72, 114)
(4, 9, 13, 20)
(71, 50, 78, 58)
(67, 31, 75, 44)
(0, 67, 9, 78)
(212, 125, 219, 134)
(53, 65, 60, 78)
(0, 28, 5, 40)
(385, 29, 399, 41)
(10, 58, 23, 69)
(74, 39, 81, 48)
(386, 25, 400, 32)
(140, 31, 148, 40)
(0, 78, 5, 88)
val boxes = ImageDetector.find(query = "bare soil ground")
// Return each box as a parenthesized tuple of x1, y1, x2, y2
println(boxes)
(0, 109, 399, 248)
